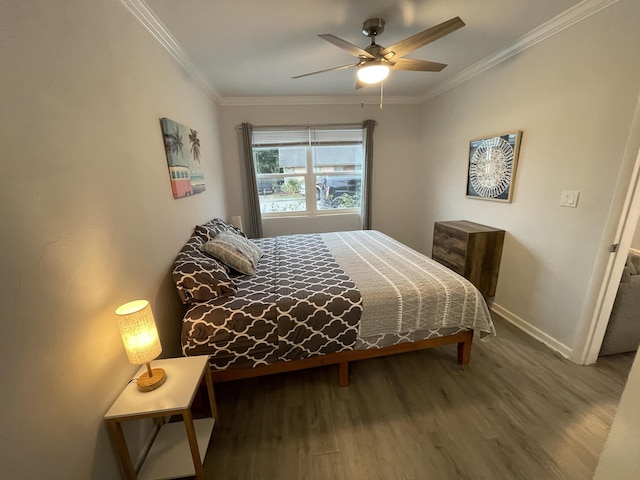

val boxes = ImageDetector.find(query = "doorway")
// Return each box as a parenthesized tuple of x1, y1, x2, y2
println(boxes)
(578, 99, 640, 365)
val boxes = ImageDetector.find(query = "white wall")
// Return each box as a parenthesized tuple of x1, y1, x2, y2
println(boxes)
(2, 1, 637, 478)
(593, 352, 640, 479)
(418, 0, 640, 355)
(0, 1, 227, 479)
(220, 104, 424, 249)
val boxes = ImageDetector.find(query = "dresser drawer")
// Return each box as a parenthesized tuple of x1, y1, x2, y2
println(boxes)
(432, 224, 467, 275)
(431, 220, 505, 297)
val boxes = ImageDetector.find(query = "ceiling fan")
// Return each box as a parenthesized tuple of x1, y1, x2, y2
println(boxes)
(293, 16, 465, 89)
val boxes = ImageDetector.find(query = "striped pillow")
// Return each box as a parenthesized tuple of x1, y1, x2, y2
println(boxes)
(201, 232, 262, 276)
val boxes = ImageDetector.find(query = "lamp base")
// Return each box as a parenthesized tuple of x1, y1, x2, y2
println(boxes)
(137, 368, 167, 392)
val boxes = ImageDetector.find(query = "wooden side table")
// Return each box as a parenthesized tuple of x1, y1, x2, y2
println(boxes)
(104, 356, 217, 480)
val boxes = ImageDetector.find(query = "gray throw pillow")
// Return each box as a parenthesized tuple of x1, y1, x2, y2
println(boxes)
(201, 231, 263, 275)
(627, 250, 640, 275)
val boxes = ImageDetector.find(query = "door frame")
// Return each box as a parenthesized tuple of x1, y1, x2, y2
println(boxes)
(577, 97, 640, 365)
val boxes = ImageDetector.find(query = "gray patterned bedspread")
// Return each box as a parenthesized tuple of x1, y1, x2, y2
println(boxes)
(181, 230, 495, 370)
(182, 233, 363, 369)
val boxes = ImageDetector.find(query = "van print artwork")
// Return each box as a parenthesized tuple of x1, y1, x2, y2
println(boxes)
(160, 117, 205, 198)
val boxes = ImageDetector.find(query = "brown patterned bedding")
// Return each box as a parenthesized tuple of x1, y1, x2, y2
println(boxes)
(179, 229, 495, 371)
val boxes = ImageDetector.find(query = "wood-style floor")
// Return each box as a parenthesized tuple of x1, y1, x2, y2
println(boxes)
(200, 315, 634, 480)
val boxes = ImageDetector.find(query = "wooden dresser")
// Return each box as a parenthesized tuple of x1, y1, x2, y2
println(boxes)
(432, 220, 505, 298)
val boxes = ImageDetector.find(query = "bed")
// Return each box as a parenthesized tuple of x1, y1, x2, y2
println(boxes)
(173, 219, 495, 386)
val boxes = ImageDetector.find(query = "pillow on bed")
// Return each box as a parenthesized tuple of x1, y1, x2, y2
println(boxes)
(194, 218, 246, 242)
(172, 242, 237, 304)
(201, 231, 262, 275)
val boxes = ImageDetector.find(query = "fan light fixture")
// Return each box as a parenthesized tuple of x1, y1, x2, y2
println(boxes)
(357, 61, 390, 84)
(292, 16, 465, 92)
(115, 299, 166, 392)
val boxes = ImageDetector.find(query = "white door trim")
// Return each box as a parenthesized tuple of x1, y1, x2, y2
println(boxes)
(576, 96, 640, 365)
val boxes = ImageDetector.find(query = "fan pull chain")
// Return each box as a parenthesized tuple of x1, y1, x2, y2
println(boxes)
(379, 81, 384, 110)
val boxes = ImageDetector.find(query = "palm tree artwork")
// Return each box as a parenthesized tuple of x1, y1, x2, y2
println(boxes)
(160, 117, 206, 198)
(189, 129, 201, 163)
(164, 125, 183, 156)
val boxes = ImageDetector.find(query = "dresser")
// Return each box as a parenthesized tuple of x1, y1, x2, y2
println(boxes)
(432, 220, 505, 298)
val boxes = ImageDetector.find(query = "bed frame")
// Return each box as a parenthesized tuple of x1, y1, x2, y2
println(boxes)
(209, 330, 473, 387)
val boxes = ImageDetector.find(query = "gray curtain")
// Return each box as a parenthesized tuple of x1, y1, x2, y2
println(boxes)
(240, 122, 263, 238)
(361, 119, 376, 230)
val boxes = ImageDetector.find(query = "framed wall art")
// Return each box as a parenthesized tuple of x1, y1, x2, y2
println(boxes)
(160, 117, 205, 199)
(466, 130, 522, 203)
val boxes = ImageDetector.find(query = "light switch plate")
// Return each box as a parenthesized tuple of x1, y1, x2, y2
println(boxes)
(560, 190, 580, 208)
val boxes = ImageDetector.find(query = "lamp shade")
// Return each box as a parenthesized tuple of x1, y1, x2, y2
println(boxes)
(357, 61, 390, 84)
(115, 300, 162, 365)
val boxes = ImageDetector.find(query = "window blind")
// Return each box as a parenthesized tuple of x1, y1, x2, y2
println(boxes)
(252, 126, 364, 147)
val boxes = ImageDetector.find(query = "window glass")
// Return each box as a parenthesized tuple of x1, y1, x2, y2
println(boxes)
(251, 126, 365, 216)
(313, 144, 363, 211)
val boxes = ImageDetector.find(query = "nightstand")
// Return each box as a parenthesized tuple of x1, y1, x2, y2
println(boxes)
(105, 356, 217, 480)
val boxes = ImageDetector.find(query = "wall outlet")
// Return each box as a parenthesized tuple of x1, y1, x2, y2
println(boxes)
(560, 190, 580, 208)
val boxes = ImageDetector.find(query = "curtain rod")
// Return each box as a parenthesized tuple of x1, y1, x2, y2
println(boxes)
(235, 121, 377, 129)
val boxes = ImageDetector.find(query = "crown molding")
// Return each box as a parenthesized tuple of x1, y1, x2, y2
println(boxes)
(121, 0, 617, 107)
(119, 0, 222, 103)
(219, 95, 420, 107)
(418, 0, 619, 103)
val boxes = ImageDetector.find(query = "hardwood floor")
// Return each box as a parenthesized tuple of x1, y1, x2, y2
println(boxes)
(200, 315, 634, 480)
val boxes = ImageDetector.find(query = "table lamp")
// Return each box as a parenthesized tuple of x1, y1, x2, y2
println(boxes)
(115, 299, 167, 392)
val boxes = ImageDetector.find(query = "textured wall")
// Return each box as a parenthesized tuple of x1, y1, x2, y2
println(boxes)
(220, 103, 424, 249)
(417, 0, 640, 355)
(0, 1, 227, 478)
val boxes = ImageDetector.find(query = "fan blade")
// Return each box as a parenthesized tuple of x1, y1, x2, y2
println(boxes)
(319, 34, 375, 59)
(390, 58, 447, 72)
(381, 16, 465, 60)
(292, 63, 360, 79)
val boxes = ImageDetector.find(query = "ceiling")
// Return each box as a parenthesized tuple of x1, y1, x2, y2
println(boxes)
(137, 0, 592, 102)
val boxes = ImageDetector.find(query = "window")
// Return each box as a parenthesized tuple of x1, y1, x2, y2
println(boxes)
(251, 126, 365, 216)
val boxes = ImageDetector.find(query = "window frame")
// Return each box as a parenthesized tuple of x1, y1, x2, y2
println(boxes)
(251, 125, 365, 218)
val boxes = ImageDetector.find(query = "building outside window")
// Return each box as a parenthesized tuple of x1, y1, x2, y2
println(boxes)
(251, 126, 365, 216)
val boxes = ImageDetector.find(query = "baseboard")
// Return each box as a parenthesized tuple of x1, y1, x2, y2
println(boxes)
(490, 302, 573, 359)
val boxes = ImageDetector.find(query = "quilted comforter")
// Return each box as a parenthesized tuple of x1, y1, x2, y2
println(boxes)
(181, 230, 495, 370)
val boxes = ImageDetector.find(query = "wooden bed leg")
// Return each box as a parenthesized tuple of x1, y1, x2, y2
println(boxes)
(457, 333, 473, 365)
(339, 361, 349, 387)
